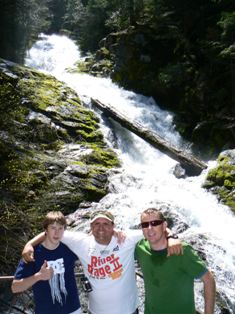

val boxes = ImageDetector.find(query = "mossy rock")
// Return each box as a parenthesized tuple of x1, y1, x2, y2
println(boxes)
(203, 150, 235, 213)
(0, 58, 120, 274)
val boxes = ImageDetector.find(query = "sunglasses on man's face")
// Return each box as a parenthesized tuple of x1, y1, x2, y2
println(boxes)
(140, 219, 164, 229)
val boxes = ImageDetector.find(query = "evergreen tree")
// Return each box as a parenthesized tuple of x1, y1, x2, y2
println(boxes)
(0, 0, 51, 63)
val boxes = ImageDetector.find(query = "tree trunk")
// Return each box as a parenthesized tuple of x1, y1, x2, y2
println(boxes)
(91, 98, 207, 176)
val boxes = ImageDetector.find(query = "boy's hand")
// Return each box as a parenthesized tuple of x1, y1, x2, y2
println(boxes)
(37, 260, 53, 281)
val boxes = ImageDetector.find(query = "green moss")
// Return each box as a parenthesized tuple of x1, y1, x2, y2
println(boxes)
(72, 161, 87, 166)
(78, 180, 107, 201)
(40, 140, 64, 151)
(74, 60, 92, 73)
(224, 179, 235, 189)
(204, 153, 235, 213)
(206, 156, 235, 186)
(80, 123, 97, 133)
(80, 145, 120, 168)
(18, 75, 71, 110)
(78, 129, 104, 143)
(217, 188, 235, 213)
(99, 47, 110, 57)
(0, 59, 120, 275)
(226, 200, 235, 213)
(1, 153, 48, 199)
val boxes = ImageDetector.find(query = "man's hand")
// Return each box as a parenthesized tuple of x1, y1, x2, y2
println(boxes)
(22, 243, 35, 263)
(22, 232, 46, 262)
(167, 238, 183, 256)
(113, 229, 126, 244)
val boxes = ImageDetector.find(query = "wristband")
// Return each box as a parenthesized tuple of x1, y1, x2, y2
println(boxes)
(166, 234, 178, 239)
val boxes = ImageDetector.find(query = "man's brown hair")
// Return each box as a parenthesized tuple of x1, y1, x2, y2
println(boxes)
(141, 208, 165, 221)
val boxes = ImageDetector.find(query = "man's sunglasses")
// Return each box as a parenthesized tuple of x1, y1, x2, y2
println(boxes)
(140, 220, 164, 229)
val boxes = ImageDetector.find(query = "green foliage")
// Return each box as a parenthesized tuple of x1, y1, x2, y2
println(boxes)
(63, 0, 150, 52)
(0, 200, 48, 275)
(218, 11, 235, 44)
(65, 0, 113, 52)
(218, 11, 235, 59)
(48, 0, 67, 32)
(0, 0, 51, 63)
(158, 63, 187, 88)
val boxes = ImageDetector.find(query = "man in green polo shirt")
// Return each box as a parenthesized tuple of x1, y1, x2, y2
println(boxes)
(135, 208, 216, 314)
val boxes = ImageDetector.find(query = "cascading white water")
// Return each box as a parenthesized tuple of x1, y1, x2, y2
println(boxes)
(25, 33, 235, 313)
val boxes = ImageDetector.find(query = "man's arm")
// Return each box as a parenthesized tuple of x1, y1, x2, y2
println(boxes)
(11, 261, 53, 293)
(23, 230, 87, 262)
(22, 232, 46, 262)
(201, 270, 216, 314)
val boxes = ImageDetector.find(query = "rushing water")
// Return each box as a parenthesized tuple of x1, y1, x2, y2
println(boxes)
(25, 33, 235, 313)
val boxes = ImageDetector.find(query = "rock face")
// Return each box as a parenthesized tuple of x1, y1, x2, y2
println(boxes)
(203, 149, 235, 213)
(0, 58, 120, 275)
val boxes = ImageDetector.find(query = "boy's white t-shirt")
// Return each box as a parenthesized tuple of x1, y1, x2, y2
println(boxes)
(63, 229, 142, 314)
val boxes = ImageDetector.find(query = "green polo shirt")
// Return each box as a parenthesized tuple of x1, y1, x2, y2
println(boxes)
(135, 240, 207, 314)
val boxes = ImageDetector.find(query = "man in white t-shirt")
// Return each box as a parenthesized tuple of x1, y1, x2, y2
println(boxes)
(22, 210, 182, 314)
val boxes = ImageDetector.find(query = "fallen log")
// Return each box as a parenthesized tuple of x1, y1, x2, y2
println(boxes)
(91, 98, 207, 176)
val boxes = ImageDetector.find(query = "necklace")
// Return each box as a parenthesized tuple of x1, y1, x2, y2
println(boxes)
(99, 243, 110, 255)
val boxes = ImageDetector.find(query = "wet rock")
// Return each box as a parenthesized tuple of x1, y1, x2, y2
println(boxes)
(172, 163, 186, 178)
(0, 57, 120, 275)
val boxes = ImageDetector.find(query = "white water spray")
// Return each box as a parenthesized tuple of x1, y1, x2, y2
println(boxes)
(25, 34, 235, 313)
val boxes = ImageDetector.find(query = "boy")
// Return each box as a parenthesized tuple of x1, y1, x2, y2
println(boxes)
(11, 211, 81, 314)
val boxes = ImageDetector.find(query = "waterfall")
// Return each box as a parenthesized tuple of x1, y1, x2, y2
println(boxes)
(25, 33, 235, 314)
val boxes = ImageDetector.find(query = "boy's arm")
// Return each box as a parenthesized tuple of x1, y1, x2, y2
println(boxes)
(22, 232, 46, 262)
(11, 261, 53, 293)
(201, 270, 216, 314)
